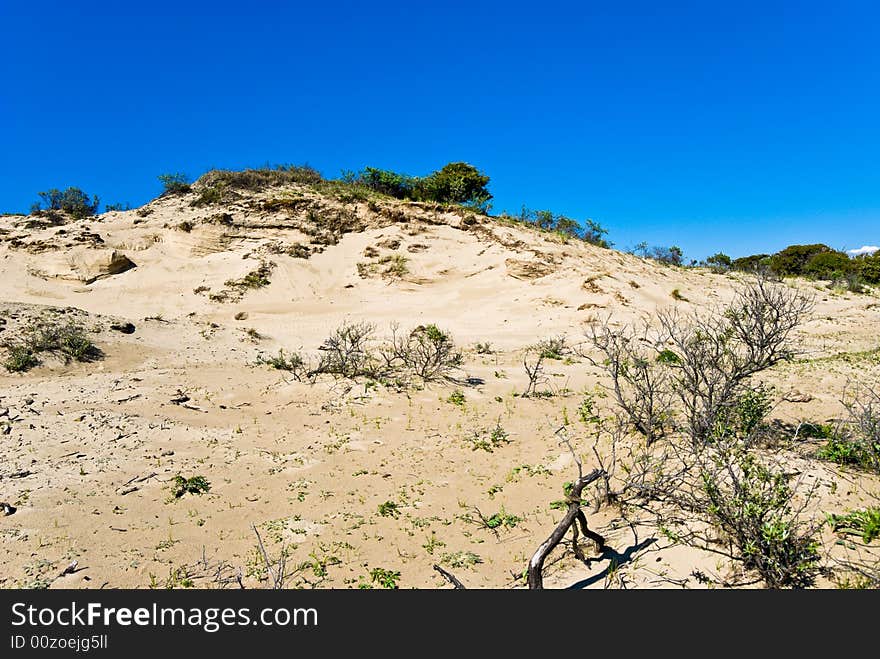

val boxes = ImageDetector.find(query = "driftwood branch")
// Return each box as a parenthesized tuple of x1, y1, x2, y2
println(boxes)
(527, 468, 606, 589)
(433, 564, 466, 589)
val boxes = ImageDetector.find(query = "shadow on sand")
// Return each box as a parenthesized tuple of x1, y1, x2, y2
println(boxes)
(566, 537, 658, 589)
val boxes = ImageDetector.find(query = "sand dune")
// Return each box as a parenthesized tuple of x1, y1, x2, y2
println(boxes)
(1, 182, 877, 589)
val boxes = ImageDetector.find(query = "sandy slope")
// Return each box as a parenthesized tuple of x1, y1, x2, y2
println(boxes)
(0, 184, 877, 589)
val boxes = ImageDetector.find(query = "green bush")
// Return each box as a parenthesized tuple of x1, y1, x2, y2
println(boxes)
(650, 245, 684, 266)
(416, 162, 492, 209)
(701, 448, 821, 588)
(197, 165, 322, 191)
(386, 323, 463, 382)
(769, 244, 835, 276)
(32, 187, 100, 219)
(854, 252, 880, 284)
(3, 345, 39, 372)
(732, 253, 771, 273)
(158, 173, 192, 194)
(704, 252, 732, 272)
(803, 250, 853, 280)
(817, 435, 877, 470)
(357, 167, 417, 199)
(515, 207, 610, 247)
(355, 162, 492, 210)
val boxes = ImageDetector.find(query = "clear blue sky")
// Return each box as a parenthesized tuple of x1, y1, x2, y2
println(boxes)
(2, 1, 878, 261)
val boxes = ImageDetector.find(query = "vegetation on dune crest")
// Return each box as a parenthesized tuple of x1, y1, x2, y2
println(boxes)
(719, 243, 880, 289)
(30, 187, 100, 219)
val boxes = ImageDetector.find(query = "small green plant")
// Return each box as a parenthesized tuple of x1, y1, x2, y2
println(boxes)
(475, 342, 493, 354)
(153, 566, 194, 589)
(483, 508, 521, 530)
(467, 419, 511, 452)
(818, 436, 873, 469)
(537, 336, 566, 360)
(169, 475, 211, 499)
(367, 567, 400, 589)
(4, 345, 39, 372)
(797, 422, 834, 439)
(700, 447, 821, 588)
(422, 533, 445, 555)
(671, 288, 688, 301)
(447, 389, 466, 406)
(377, 501, 400, 517)
(578, 395, 600, 425)
(256, 349, 307, 377)
(827, 507, 880, 544)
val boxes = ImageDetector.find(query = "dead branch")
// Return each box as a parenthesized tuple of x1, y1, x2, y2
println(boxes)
(527, 468, 605, 589)
(432, 564, 466, 589)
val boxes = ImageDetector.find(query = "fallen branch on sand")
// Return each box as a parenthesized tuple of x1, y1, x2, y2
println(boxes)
(526, 426, 606, 589)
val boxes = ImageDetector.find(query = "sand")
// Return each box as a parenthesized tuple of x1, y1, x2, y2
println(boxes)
(1, 183, 877, 589)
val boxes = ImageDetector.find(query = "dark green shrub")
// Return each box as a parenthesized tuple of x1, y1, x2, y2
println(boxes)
(158, 173, 191, 194)
(854, 252, 880, 284)
(3, 345, 39, 372)
(32, 187, 100, 219)
(818, 436, 877, 470)
(650, 245, 684, 266)
(357, 167, 417, 199)
(704, 252, 732, 272)
(516, 207, 609, 247)
(581, 219, 611, 247)
(732, 253, 771, 273)
(803, 250, 853, 280)
(416, 162, 492, 209)
(769, 244, 834, 276)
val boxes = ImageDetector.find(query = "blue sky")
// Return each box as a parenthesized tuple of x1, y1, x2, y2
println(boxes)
(2, 1, 878, 261)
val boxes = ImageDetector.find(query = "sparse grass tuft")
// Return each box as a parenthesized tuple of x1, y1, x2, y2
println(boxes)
(441, 551, 482, 569)
(3, 320, 99, 372)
